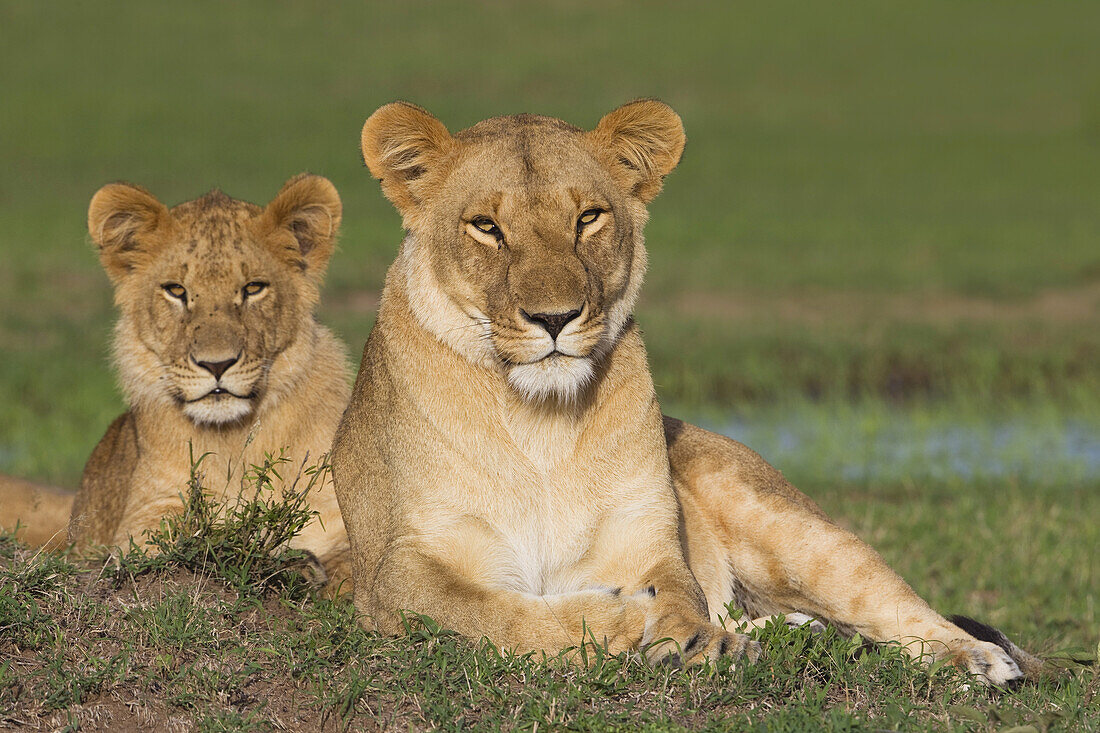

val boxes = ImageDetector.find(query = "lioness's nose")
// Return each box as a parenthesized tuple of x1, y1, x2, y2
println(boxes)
(523, 309, 582, 340)
(195, 356, 239, 380)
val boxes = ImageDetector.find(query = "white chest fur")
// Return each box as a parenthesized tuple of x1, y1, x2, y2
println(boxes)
(410, 401, 610, 596)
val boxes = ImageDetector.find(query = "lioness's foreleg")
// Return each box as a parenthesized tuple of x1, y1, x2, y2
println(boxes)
(571, 499, 760, 667)
(368, 545, 651, 655)
(367, 545, 759, 667)
(666, 417, 1025, 685)
(622, 556, 761, 667)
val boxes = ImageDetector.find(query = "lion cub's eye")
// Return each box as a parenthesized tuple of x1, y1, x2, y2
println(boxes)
(162, 283, 187, 301)
(242, 281, 268, 298)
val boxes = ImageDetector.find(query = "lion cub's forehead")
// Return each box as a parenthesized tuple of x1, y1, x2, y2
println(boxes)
(452, 115, 612, 201)
(163, 191, 268, 283)
(170, 190, 260, 236)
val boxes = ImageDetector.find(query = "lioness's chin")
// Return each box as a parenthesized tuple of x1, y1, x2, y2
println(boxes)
(507, 356, 594, 403)
(181, 396, 255, 426)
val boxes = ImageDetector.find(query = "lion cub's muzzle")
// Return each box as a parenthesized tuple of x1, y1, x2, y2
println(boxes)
(176, 350, 263, 425)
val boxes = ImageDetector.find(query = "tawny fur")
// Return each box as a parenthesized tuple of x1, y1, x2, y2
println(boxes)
(665, 417, 1037, 683)
(64, 175, 353, 590)
(0, 474, 73, 550)
(332, 101, 1032, 684)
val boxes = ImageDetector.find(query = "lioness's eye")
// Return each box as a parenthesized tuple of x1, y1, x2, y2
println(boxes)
(577, 209, 604, 232)
(162, 283, 186, 301)
(579, 209, 602, 225)
(472, 217, 501, 236)
(242, 281, 268, 298)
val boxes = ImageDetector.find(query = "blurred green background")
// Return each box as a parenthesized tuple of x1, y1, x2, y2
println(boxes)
(1, 1, 1097, 648)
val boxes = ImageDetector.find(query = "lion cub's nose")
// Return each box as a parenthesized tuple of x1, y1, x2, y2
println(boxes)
(523, 309, 582, 340)
(195, 356, 239, 380)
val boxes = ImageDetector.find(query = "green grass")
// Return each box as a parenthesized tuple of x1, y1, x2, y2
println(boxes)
(1, 487, 1097, 731)
(2, 452, 1098, 730)
(110, 448, 329, 596)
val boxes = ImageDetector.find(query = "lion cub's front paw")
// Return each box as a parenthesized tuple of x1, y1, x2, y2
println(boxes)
(643, 622, 761, 668)
(944, 639, 1023, 687)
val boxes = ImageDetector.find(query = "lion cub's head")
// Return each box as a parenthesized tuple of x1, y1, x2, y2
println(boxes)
(361, 100, 685, 402)
(88, 174, 341, 425)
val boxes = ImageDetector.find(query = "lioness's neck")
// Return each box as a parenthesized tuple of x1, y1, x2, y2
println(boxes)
(396, 234, 499, 370)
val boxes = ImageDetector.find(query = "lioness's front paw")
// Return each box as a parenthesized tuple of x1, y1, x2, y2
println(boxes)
(944, 639, 1023, 687)
(643, 622, 761, 668)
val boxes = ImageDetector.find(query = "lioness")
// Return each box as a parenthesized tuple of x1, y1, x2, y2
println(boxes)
(61, 174, 353, 587)
(332, 100, 1036, 684)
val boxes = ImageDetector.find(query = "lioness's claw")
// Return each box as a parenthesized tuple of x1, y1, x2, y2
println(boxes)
(645, 624, 759, 667)
(948, 640, 1024, 687)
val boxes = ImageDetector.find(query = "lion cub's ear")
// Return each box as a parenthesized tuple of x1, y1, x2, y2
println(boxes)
(88, 183, 171, 282)
(588, 99, 686, 203)
(360, 102, 455, 218)
(260, 174, 342, 274)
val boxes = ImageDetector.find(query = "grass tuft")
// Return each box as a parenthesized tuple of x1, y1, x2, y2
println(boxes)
(108, 446, 327, 597)
(0, 542, 76, 650)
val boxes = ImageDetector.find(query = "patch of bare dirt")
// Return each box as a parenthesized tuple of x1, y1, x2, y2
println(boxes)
(0, 559, 331, 732)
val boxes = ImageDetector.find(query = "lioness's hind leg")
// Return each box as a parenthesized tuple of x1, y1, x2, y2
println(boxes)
(666, 417, 1030, 686)
(948, 614, 1044, 682)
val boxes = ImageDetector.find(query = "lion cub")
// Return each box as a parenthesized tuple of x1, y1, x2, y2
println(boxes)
(332, 101, 1035, 683)
(68, 174, 352, 588)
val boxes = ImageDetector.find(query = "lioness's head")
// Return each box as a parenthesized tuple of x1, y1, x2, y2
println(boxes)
(361, 100, 685, 402)
(88, 174, 341, 425)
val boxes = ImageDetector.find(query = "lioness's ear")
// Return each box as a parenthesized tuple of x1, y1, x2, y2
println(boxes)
(88, 182, 171, 282)
(589, 99, 686, 203)
(361, 102, 455, 217)
(261, 174, 342, 274)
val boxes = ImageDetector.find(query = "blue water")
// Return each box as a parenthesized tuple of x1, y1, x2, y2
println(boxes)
(712, 407, 1100, 486)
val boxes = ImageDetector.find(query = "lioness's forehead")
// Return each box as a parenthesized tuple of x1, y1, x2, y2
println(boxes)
(458, 113, 582, 141)
(452, 115, 611, 196)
